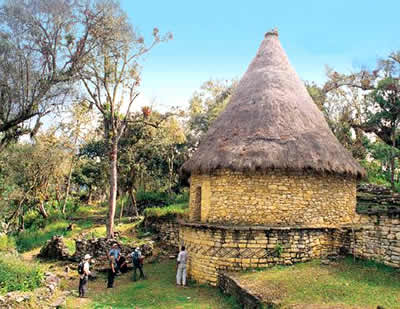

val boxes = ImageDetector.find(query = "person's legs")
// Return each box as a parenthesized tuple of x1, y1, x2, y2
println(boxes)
(133, 265, 137, 281)
(78, 278, 83, 297)
(182, 265, 187, 286)
(176, 264, 182, 285)
(139, 265, 145, 279)
(107, 269, 114, 288)
(82, 277, 88, 296)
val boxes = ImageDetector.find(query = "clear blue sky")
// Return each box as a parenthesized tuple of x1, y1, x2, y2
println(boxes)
(120, 0, 400, 111)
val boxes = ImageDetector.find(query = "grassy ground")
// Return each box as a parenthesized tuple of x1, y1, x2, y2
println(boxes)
(66, 259, 239, 309)
(234, 257, 400, 308)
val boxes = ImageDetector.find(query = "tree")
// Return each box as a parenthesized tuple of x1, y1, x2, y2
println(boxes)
(58, 102, 95, 213)
(324, 52, 400, 189)
(0, 132, 68, 230)
(78, 0, 171, 237)
(0, 0, 121, 149)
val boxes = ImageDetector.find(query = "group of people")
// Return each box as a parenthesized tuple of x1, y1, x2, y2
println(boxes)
(107, 243, 145, 288)
(77, 244, 188, 297)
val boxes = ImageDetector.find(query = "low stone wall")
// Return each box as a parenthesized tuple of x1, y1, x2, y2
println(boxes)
(219, 273, 263, 309)
(180, 222, 344, 285)
(348, 213, 400, 268)
(143, 216, 181, 250)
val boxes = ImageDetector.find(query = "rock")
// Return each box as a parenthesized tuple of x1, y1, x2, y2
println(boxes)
(65, 266, 70, 273)
(15, 296, 24, 303)
(51, 296, 66, 308)
(38, 235, 70, 260)
(45, 273, 61, 287)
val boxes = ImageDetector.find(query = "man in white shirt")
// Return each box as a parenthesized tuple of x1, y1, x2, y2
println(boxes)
(79, 254, 91, 297)
(176, 246, 188, 287)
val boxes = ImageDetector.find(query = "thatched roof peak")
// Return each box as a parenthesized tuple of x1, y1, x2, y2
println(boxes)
(182, 32, 365, 178)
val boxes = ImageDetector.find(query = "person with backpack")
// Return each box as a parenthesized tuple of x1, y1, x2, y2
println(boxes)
(176, 246, 187, 287)
(108, 243, 121, 273)
(78, 254, 91, 297)
(107, 255, 117, 288)
(131, 247, 145, 281)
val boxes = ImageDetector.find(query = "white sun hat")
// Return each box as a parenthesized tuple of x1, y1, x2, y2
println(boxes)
(84, 254, 91, 260)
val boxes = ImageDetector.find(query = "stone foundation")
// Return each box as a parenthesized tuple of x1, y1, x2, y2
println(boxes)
(349, 213, 400, 268)
(189, 170, 356, 227)
(180, 222, 344, 285)
(219, 273, 263, 309)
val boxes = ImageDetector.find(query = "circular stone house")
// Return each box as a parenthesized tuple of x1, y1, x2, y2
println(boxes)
(180, 30, 365, 285)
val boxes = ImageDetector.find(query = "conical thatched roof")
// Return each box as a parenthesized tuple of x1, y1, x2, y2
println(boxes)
(183, 29, 365, 178)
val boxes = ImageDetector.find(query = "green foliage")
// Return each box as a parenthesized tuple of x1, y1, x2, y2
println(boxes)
(0, 255, 43, 294)
(0, 234, 15, 251)
(143, 203, 188, 219)
(274, 243, 284, 257)
(15, 220, 69, 252)
(137, 190, 189, 209)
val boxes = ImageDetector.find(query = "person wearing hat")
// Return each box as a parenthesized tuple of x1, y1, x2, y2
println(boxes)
(78, 254, 91, 297)
(131, 247, 145, 281)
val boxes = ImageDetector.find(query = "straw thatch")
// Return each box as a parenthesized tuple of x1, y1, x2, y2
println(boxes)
(182, 29, 365, 178)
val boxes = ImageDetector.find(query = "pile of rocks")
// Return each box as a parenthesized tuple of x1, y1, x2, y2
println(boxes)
(357, 183, 400, 214)
(38, 235, 70, 260)
(0, 272, 61, 308)
(72, 237, 153, 262)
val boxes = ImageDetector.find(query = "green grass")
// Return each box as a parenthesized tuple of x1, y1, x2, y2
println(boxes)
(236, 257, 400, 308)
(15, 217, 94, 253)
(0, 254, 43, 294)
(69, 259, 239, 309)
(143, 203, 188, 219)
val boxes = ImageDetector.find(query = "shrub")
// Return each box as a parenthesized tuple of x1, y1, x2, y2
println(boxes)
(0, 234, 15, 252)
(143, 203, 188, 219)
(0, 255, 43, 294)
(15, 220, 69, 252)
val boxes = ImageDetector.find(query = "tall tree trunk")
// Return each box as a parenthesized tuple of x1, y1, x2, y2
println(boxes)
(119, 192, 125, 222)
(128, 188, 138, 217)
(38, 201, 48, 218)
(107, 138, 118, 238)
(62, 159, 74, 214)
(88, 186, 93, 204)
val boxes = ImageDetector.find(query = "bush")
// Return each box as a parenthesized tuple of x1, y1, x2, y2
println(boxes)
(0, 234, 16, 252)
(137, 190, 189, 212)
(0, 255, 43, 294)
(143, 203, 188, 219)
(15, 220, 69, 252)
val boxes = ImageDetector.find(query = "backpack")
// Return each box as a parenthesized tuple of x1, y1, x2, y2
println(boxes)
(78, 261, 85, 275)
(132, 251, 140, 266)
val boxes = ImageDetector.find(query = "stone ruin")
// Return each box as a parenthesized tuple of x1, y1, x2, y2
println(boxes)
(38, 235, 70, 260)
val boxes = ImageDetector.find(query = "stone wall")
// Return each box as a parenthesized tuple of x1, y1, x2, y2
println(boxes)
(143, 216, 181, 250)
(189, 170, 356, 227)
(181, 222, 344, 285)
(219, 273, 263, 309)
(348, 213, 400, 268)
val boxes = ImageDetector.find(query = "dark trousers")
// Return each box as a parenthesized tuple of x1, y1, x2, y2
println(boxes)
(107, 269, 115, 288)
(133, 264, 145, 281)
(79, 276, 88, 297)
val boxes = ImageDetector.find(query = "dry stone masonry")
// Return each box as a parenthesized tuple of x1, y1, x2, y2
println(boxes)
(189, 170, 356, 227)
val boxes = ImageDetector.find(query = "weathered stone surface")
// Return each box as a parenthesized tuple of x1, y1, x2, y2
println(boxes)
(38, 235, 70, 260)
(189, 170, 357, 227)
(181, 223, 345, 285)
(72, 237, 153, 263)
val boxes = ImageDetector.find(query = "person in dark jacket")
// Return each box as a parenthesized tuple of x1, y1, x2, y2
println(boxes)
(107, 256, 116, 288)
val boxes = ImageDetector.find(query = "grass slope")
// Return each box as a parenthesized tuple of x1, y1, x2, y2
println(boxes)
(67, 259, 239, 309)
(235, 257, 400, 308)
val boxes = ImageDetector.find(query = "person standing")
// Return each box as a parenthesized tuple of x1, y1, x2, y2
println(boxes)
(176, 246, 187, 287)
(108, 243, 121, 272)
(78, 254, 91, 297)
(131, 247, 145, 281)
(107, 256, 116, 288)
